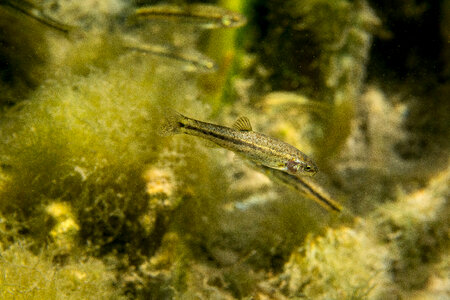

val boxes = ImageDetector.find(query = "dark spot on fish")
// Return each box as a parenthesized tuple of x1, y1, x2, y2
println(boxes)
(286, 159, 298, 173)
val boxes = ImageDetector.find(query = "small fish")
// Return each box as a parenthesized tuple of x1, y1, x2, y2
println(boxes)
(131, 3, 247, 29)
(0, 0, 73, 33)
(255, 163, 342, 213)
(124, 43, 217, 73)
(160, 112, 318, 177)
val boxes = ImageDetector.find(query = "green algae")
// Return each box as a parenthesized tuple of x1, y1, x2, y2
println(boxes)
(0, 243, 124, 300)
(0, 0, 448, 299)
(280, 225, 391, 299)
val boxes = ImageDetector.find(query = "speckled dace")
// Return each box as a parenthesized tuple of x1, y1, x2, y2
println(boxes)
(160, 112, 318, 177)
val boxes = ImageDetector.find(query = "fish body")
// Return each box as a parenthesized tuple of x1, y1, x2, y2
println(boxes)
(0, 0, 72, 33)
(132, 3, 247, 29)
(124, 43, 217, 73)
(160, 112, 318, 177)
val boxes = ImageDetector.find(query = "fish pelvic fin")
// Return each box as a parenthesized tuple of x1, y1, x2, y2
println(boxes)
(158, 110, 185, 136)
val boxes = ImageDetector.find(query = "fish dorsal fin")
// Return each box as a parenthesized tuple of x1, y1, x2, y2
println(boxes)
(232, 116, 252, 131)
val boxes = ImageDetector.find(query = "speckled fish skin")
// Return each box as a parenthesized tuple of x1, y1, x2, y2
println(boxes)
(133, 4, 247, 29)
(160, 112, 318, 177)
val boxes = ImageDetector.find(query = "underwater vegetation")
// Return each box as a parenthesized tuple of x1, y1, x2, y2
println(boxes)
(0, 0, 245, 106)
(0, 243, 124, 299)
(0, 0, 448, 299)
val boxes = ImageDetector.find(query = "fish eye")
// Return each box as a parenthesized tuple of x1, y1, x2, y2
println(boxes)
(305, 166, 312, 171)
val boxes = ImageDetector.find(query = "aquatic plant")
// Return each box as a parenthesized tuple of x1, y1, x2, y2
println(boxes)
(0, 242, 123, 300)
(0, 0, 448, 299)
(240, 0, 379, 169)
(0, 2, 240, 295)
(0, 51, 206, 254)
(373, 167, 450, 295)
(277, 225, 391, 299)
(200, 0, 248, 112)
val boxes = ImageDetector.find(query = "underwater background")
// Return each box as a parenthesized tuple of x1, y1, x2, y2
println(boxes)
(0, 0, 448, 299)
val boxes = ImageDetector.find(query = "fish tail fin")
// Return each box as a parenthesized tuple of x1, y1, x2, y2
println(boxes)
(158, 110, 186, 136)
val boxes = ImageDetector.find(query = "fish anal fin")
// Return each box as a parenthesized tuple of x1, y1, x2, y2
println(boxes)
(232, 116, 252, 131)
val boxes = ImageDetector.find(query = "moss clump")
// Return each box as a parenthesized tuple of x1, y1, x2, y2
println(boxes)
(0, 48, 210, 259)
(238, 167, 449, 299)
(272, 225, 391, 299)
(120, 232, 190, 299)
(0, 1, 243, 297)
(408, 251, 450, 300)
(0, 242, 124, 300)
(1, 1, 447, 299)
(0, 63, 150, 250)
(374, 166, 450, 294)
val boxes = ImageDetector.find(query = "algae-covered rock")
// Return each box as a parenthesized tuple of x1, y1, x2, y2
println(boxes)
(0, 2, 235, 297)
(270, 225, 391, 299)
(251, 167, 449, 300)
(0, 242, 124, 300)
(0, 0, 448, 299)
(374, 166, 450, 295)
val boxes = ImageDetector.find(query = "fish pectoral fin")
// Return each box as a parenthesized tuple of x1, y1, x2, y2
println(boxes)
(232, 116, 252, 131)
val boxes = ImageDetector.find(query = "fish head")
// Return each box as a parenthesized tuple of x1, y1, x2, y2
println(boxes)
(286, 158, 318, 177)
